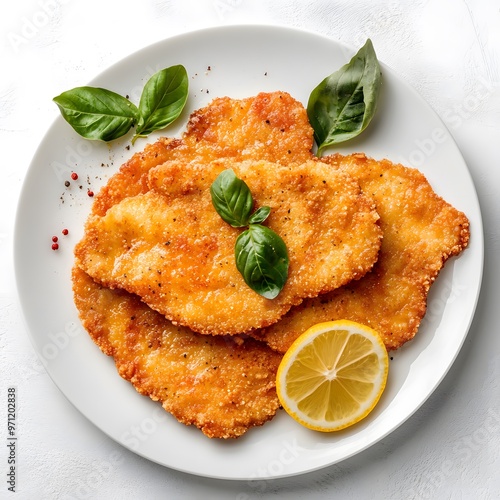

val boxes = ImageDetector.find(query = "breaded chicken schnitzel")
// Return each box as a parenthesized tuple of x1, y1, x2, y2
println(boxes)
(92, 91, 313, 217)
(75, 158, 382, 335)
(72, 91, 317, 438)
(72, 266, 281, 439)
(253, 153, 470, 352)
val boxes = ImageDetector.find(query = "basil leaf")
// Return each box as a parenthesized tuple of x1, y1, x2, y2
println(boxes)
(133, 65, 189, 144)
(307, 39, 382, 156)
(210, 169, 253, 227)
(235, 224, 289, 299)
(53, 87, 138, 141)
(248, 206, 271, 224)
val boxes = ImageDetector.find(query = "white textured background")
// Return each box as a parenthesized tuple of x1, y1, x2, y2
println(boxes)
(1, 1, 499, 499)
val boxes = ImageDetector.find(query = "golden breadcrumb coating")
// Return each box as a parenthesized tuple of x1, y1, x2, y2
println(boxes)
(75, 158, 382, 335)
(92, 91, 314, 217)
(72, 267, 282, 439)
(253, 153, 470, 351)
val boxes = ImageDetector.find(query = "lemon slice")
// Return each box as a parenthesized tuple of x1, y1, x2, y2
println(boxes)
(276, 320, 388, 432)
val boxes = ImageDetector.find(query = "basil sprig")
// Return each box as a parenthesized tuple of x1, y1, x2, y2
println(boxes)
(53, 65, 188, 143)
(210, 169, 289, 299)
(133, 65, 189, 144)
(307, 39, 382, 156)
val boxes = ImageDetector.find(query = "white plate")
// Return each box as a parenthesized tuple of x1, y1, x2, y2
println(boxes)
(14, 25, 483, 480)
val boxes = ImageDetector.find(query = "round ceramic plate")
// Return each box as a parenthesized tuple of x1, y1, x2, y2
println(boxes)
(14, 25, 483, 480)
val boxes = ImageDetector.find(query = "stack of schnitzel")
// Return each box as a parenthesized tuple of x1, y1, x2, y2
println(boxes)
(72, 91, 469, 438)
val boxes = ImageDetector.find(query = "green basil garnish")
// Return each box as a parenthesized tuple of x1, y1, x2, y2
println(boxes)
(210, 169, 254, 227)
(53, 65, 189, 143)
(53, 87, 138, 142)
(248, 206, 271, 225)
(307, 39, 382, 156)
(210, 169, 289, 299)
(133, 65, 189, 144)
(235, 224, 289, 300)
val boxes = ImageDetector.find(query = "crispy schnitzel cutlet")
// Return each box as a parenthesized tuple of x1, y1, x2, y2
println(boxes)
(72, 267, 281, 439)
(92, 91, 314, 217)
(252, 153, 470, 352)
(75, 158, 382, 335)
